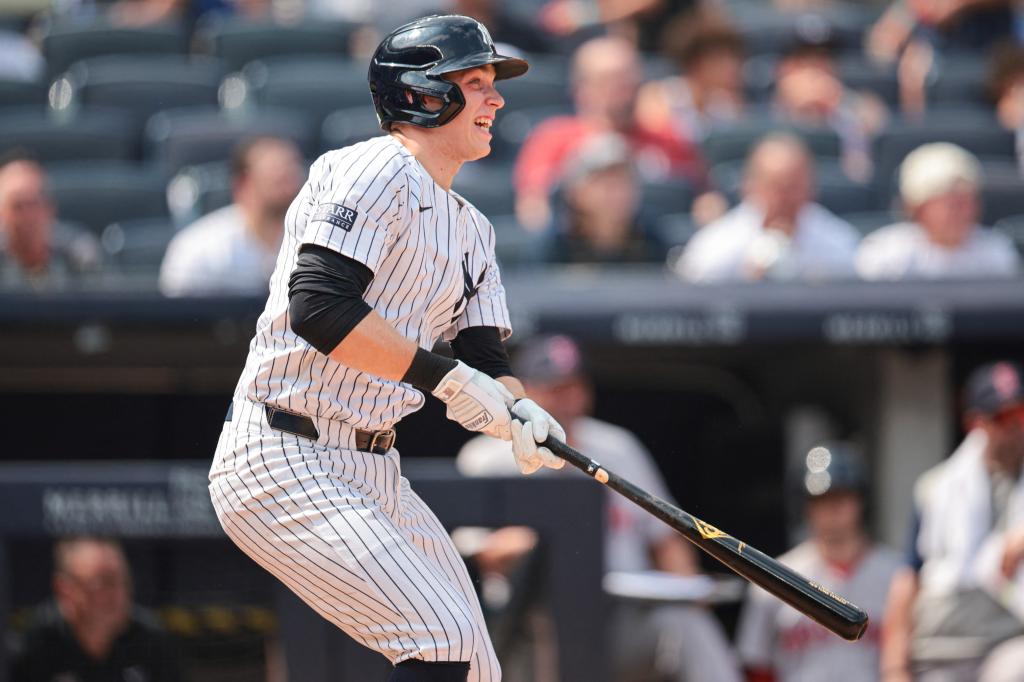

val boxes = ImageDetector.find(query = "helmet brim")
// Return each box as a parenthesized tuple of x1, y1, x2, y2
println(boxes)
(428, 51, 529, 81)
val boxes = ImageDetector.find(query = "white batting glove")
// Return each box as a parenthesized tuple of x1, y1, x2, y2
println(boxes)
(510, 399, 566, 475)
(432, 361, 514, 440)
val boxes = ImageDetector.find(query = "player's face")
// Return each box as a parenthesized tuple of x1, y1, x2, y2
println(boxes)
(440, 65, 505, 162)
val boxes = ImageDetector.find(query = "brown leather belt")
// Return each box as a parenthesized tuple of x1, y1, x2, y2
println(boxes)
(224, 403, 396, 454)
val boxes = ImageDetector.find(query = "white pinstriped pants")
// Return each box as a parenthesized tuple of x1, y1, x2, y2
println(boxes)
(209, 399, 501, 681)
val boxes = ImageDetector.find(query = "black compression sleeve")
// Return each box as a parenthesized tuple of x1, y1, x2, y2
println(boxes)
(451, 326, 512, 379)
(288, 245, 374, 355)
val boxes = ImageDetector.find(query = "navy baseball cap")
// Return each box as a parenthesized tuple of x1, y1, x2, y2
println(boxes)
(964, 361, 1024, 416)
(512, 335, 585, 383)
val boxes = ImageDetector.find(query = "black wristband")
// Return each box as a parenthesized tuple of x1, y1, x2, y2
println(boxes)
(402, 347, 458, 392)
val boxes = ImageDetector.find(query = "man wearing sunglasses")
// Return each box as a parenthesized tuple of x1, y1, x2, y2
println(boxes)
(881, 361, 1024, 682)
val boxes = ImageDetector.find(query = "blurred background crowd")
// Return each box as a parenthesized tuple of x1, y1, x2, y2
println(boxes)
(3, 0, 1024, 681)
(2, 0, 1024, 289)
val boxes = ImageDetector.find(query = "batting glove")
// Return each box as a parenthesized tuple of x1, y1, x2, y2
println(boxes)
(510, 399, 566, 475)
(432, 361, 514, 440)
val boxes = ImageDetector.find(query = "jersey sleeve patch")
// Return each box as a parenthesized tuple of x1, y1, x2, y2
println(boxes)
(311, 203, 359, 232)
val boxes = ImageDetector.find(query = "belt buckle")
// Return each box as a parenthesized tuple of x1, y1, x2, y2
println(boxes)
(369, 429, 395, 453)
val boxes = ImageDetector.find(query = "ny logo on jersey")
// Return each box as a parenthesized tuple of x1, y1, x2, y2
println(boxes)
(450, 253, 484, 324)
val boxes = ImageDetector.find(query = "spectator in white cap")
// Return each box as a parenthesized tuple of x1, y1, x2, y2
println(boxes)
(856, 143, 1021, 280)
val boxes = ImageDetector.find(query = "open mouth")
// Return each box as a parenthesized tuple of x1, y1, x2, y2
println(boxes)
(474, 116, 493, 131)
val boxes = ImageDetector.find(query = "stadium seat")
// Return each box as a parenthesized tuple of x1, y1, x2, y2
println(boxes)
(725, 5, 870, 56)
(744, 51, 898, 108)
(709, 157, 876, 215)
(489, 213, 546, 267)
(202, 19, 359, 72)
(0, 78, 47, 111)
(241, 56, 373, 130)
(55, 55, 226, 129)
(41, 20, 188, 80)
(489, 105, 573, 163)
(0, 108, 137, 162)
(837, 54, 899, 108)
(838, 210, 901, 235)
(452, 163, 517, 216)
(993, 213, 1024, 255)
(654, 212, 699, 248)
(47, 161, 169, 235)
(926, 52, 990, 108)
(145, 107, 317, 177)
(100, 217, 175, 272)
(701, 120, 841, 168)
(871, 111, 1015, 203)
(321, 105, 384, 152)
(496, 58, 571, 112)
(978, 162, 1024, 225)
(167, 162, 232, 228)
(642, 179, 696, 216)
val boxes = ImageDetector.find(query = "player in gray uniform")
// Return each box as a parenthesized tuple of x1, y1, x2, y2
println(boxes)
(208, 15, 565, 682)
(736, 443, 901, 682)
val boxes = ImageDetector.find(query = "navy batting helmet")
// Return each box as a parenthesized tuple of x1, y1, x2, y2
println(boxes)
(800, 442, 867, 498)
(368, 14, 529, 130)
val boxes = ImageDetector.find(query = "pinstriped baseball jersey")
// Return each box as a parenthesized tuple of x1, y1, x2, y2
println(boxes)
(209, 133, 510, 678)
(234, 134, 511, 431)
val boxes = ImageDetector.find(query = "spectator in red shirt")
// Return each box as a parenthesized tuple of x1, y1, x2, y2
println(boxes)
(513, 34, 701, 230)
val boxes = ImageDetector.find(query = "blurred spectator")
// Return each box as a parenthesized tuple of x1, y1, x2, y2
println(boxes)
(868, 0, 1015, 64)
(9, 537, 182, 682)
(159, 136, 303, 297)
(772, 26, 888, 182)
(542, 133, 669, 263)
(737, 442, 901, 682)
(451, 0, 556, 53)
(0, 29, 44, 81)
(107, 0, 187, 26)
(513, 35, 701, 230)
(867, 0, 1016, 117)
(457, 334, 742, 682)
(856, 143, 1021, 280)
(989, 43, 1024, 172)
(594, 0, 701, 53)
(675, 133, 860, 282)
(0, 154, 102, 291)
(880, 361, 1024, 682)
(636, 11, 746, 142)
(535, 0, 701, 47)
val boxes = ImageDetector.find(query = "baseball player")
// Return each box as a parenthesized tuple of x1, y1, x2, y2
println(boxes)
(208, 15, 566, 682)
(736, 443, 901, 682)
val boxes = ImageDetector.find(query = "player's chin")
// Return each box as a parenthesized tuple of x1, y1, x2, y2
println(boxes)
(467, 139, 493, 161)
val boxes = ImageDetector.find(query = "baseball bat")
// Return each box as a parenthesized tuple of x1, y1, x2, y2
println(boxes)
(541, 435, 869, 641)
